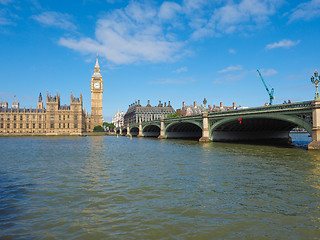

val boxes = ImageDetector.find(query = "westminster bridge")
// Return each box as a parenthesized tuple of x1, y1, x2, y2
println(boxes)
(116, 100, 320, 150)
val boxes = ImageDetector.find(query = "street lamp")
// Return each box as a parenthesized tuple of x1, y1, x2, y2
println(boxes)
(311, 70, 320, 100)
(203, 98, 207, 113)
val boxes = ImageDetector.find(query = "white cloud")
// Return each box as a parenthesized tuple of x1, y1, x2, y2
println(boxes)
(266, 39, 300, 49)
(218, 65, 243, 73)
(191, 0, 284, 39)
(59, 1, 185, 65)
(259, 68, 277, 76)
(32, 11, 76, 30)
(158, 1, 182, 20)
(289, 0, 320, 22)
(174, 67, 188, 73)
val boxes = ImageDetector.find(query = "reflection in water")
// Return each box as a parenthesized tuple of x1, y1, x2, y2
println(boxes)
(0, 136, 320, 239)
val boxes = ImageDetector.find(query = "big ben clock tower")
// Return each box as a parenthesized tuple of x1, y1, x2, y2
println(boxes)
(91, 57, 103, 128)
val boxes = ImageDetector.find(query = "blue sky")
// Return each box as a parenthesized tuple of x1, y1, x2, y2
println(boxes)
(1, 0, 320, 121)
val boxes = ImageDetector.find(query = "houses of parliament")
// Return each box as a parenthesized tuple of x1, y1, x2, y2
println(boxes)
(0, 58, 103, 135)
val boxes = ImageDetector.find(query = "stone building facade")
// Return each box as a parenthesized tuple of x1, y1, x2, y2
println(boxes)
(0, 58, 103, 135)
(112, 110, 125, 128)
(124, 100, 175, 125)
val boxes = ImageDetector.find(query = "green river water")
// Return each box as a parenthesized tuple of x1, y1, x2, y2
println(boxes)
(0, 134, 319, 239)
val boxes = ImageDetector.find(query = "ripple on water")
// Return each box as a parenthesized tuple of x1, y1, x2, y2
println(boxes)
(0, 136, 319, 239)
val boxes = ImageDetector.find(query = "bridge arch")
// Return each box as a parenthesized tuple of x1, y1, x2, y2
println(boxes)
(130, 127, 139, 136)
(165, 120, 202, 139)
(143, 124, 160, 137)
(210, 114, 312, 142)
(121, 128, 127, 136)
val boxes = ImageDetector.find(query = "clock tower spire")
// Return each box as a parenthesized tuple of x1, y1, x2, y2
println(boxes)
(90, 56, 103, 130)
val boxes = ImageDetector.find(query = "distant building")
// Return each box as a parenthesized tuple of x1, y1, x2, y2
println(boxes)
(112, 110, 125, 128)
(0, 58, 104, 135)
(179, 101, 240, 116)
(124, 100, 175, 125)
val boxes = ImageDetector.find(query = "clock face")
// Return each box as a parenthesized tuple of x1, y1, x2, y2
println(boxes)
(94, 82, 100, 89)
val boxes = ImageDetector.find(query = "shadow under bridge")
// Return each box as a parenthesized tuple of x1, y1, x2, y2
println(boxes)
(143, 125, 160, 137)
(165, 121, 202, 140)
(211, 117, 305, 143)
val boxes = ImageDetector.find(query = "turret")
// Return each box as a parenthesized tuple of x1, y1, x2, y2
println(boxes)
(37, 92, 43, 109)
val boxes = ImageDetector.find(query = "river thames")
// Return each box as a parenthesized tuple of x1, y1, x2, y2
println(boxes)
(1, 134, 319, 239)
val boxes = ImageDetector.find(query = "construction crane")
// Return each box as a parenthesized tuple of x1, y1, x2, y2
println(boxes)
(257, 69, 275, 105)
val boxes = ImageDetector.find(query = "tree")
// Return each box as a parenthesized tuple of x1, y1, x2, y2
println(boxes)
(103, 122, 115, 128)
(93, 125, 105, 132)
(166, 112, 179, 118)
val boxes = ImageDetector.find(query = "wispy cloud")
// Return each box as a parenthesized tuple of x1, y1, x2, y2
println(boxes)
(228, 48, 236, 54)
(289, 0, 320, 22)
(32, 11, 76, 30)
(0, 0, 14, 5)
(149, 77, 195, 85)
(218, 65, 243, 73)
(174, 67, 188, 73)
(214, 70, 249, 84)
(259, 68, 277, 76)
(265, 39, 300, 49)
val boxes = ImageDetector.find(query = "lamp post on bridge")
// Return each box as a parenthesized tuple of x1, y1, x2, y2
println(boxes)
(203, 98, 207, 113)
(311, 70, 320, 100)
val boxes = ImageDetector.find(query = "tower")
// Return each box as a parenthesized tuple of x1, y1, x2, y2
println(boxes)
(37, 92, 43, 109)
(91, 57, 103, 128)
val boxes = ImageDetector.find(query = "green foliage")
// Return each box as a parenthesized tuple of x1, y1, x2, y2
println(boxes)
(103, 122, 115, 128)
(166, 112, 179, 118)
(93, 125, 105, 132)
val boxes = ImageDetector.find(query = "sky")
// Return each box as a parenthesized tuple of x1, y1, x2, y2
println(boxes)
(1, 0, 320, 122)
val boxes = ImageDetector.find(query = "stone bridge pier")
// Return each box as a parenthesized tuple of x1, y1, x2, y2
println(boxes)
(308, 100, 320, 150)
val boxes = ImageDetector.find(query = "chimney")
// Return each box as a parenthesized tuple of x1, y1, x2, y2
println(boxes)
(183, 101, 185, 108)
(138, 100, 140, 106)
(159, 100, 161, 107)
(168, 101, 171, 107)
(233, 102, 236, 109)
(220, 102, 223, 108)
(147, 100, 150, 106)
(209, 105, 212, 111)
(194, 101, 197, 107)
(164, 102, 167, 107)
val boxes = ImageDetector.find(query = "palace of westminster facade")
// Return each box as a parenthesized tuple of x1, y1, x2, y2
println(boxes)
(0, 58, 103, 135)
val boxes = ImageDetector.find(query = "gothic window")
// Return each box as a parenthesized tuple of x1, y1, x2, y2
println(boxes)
(39, 123, 41, 129)
(7, 123, 10, 128)
(26, 123, 29, 128)
(0, 115, 2, 121)
(26, 116, 29, 121)
(63, 123, 65, 128)
(7, 116, 10, 120)
(74, 123, 78, 128)
(20, 123, 22, 128)
(59, 115, 61, 120)
(74, 115, 77, 120)
(63, 115, 65, 120)
(75, 106, 78, 110)
(51, 106, 53, 110)
(14, 116, 16, 121)
(1, 123, 3, 128)
(20, 115, 23, 121)
(33, 115, 35, 120)
(13, 123, 16, 128)
(50, 123, 54, 129)
(59, 123, 61, 128)
(50, 115, 54, 121)
(39, 115, 41, 120)
(33, 123, 35, 129)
